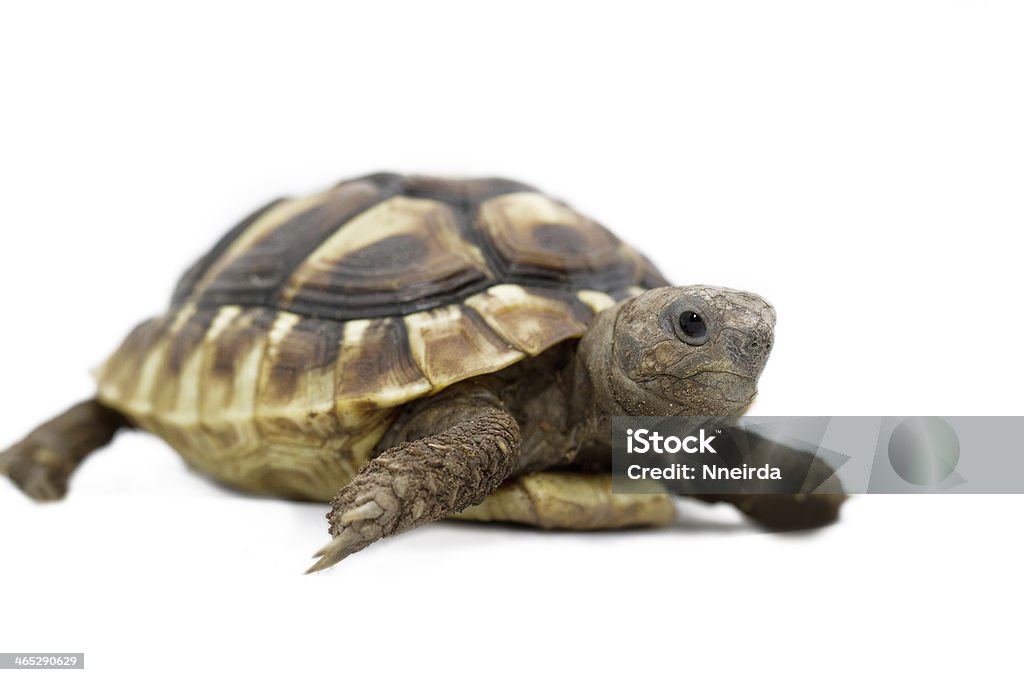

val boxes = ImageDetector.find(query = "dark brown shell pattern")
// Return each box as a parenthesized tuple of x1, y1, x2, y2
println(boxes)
(94, 174, 669, 499)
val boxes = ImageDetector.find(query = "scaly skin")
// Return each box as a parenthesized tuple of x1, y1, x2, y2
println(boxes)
(0, 400, 128, 501)
(310, 398, 519, 572)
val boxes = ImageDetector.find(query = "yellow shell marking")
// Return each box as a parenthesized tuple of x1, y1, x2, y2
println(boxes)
(404, 304, 524, 388)
(465, 284, 589, 356)
(576, 289, 618, 313)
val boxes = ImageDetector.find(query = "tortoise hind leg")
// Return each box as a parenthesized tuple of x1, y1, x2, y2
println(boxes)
(453, 472, 676, 530)
(0, 399, 130, 501)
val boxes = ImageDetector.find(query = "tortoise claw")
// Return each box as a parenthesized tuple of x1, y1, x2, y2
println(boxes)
(305, 528, 369, 574)
(339, 500, 384, 524)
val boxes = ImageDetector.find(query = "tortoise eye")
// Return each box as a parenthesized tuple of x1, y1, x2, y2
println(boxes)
(678, 311, 707, 342)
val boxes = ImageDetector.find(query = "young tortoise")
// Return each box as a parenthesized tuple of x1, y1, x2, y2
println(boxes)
(0, 173, 845, 572)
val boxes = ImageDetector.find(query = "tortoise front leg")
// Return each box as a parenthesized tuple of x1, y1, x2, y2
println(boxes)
(307, 389, 520, 573)
(1, 399, 129, 501)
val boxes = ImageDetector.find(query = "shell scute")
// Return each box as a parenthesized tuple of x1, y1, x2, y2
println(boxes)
(334, 317, 433, 415)
(199, 308, 275, 458)
(464, 284, 591, 356)
(403, 304, 525, 388)
(475, 192, 634, 287)
(255, 314, 343, 446)
(279, 195, 494, 318)
(193, 179, 385, 308)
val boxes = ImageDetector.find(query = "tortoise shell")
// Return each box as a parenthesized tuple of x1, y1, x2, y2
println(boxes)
(95, 173, 668, 500)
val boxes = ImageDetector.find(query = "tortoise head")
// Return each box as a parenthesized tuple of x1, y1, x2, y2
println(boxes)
(579, 285, 776, 421)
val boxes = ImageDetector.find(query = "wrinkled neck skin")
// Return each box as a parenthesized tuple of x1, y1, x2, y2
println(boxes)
(563, 303, 625, 449)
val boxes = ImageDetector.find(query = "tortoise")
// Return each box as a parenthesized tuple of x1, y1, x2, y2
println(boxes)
(0, 173, 845, 572)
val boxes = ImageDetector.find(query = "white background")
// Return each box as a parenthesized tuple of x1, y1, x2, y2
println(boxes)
(1, 2, 1021, 680)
